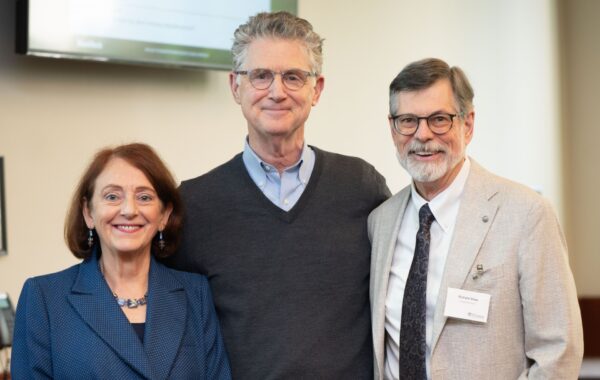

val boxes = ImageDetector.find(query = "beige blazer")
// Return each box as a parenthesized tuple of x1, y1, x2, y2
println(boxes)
(368, 159, 583, 379)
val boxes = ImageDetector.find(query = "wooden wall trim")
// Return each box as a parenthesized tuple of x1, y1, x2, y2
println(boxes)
(580, 297, 600, 357)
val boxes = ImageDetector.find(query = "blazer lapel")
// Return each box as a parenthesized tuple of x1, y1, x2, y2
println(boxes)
(371, 187, 410, 374)
(144, 257, 187, 380)
(67, 251, 154, 379)
(430, 160, 500, 353)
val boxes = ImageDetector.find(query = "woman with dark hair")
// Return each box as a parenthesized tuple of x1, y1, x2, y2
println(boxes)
(11, 143, 231, 379)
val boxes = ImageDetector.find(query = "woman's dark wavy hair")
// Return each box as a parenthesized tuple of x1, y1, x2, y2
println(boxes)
(64, 143, 182, 259)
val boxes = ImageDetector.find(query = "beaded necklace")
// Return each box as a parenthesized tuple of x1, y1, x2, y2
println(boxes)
(113, 293, 147, 308)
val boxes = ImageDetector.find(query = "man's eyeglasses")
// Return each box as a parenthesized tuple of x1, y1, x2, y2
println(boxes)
(234, 69, 316, 91)
(389, 112, 460, 136)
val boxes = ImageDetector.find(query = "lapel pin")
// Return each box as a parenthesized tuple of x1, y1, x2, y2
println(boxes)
(473, 264, 485, 280)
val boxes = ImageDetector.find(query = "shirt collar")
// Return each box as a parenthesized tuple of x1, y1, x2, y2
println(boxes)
(409, 157, 471, 233)
(242, 138, 313, 186)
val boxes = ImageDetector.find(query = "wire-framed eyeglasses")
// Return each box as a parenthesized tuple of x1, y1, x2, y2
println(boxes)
(389, 112, 460, 136)
(234, 68, 316, 91)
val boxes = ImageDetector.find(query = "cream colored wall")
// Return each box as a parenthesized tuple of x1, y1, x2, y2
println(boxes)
(561, 0, 600, 297)
(0, 0, 570, 302)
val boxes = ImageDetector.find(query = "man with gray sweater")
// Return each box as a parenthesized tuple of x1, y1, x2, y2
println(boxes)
(165, 11, 389, 379)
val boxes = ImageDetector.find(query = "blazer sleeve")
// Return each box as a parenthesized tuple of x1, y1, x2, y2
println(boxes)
(11, 278, 53, 379)
(367, 208, 377, 244)
(196, 276, 232, 380)
(518, 198, 583, 378)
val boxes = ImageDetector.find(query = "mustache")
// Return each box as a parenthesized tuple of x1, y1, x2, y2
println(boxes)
(405, 141, 447, 154)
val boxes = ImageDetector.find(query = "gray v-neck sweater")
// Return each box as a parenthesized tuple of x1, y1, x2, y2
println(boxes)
(167, 147, 390, 379)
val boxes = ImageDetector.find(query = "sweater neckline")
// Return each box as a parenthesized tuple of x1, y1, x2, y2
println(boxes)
(235, 145, 325, 223)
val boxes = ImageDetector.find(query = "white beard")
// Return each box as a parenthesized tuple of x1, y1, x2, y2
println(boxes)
(396, 139, 465, 183)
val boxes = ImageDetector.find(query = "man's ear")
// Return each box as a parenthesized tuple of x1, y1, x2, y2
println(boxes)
(311, 75, 325, 106)
(463, 110, 475, 145)
(229, 72, 242, 104)
(388, 116, 396, 138)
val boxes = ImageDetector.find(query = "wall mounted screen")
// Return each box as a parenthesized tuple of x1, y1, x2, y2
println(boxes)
(16, 0, 297, 70)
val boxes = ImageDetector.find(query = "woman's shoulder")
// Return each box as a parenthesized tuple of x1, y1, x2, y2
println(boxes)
(18, 263, 83, 307)
(159, 266, 214, 310)
(159, 263, 210, 289)
(24, 262, 82, 289)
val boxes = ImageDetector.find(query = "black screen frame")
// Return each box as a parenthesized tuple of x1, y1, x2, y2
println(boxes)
(15, 0, 298, 71)
(0, 157, 6, 256)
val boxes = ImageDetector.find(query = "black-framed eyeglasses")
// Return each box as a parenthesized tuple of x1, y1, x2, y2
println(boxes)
(389, 112, 460, 136)
(234, 68, 316, 91)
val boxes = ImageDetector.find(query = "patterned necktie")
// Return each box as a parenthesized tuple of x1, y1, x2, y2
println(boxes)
(399, 203, 435, 379)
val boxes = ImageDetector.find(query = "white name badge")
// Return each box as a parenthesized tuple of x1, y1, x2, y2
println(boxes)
(443, 287, 491, 323)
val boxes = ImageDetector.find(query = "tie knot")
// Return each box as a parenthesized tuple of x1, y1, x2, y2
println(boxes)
(419, 203, 435, 229)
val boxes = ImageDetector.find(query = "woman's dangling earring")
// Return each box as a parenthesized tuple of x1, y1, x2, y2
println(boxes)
(87, 229, 94, 247)
(158, 230, 165, 251)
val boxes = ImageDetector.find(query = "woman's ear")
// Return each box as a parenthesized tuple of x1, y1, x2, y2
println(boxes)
(82, 198, 94, 229)
(160, 203, 174, 231)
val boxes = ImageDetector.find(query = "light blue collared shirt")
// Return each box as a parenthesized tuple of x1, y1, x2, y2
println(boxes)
(242, 140, 315, 211)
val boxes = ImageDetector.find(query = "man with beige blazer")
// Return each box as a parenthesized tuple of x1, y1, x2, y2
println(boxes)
(369, 58, 583, 379)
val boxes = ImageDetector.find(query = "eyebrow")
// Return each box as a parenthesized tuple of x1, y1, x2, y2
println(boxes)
(100, 185, 157, 193)
(398, 109, 454, 116)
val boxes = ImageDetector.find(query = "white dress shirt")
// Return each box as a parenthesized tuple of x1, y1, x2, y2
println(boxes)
(384, 158, 471, 380)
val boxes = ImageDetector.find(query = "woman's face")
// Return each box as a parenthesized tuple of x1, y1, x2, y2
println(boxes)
(83, 158, 172, 259)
